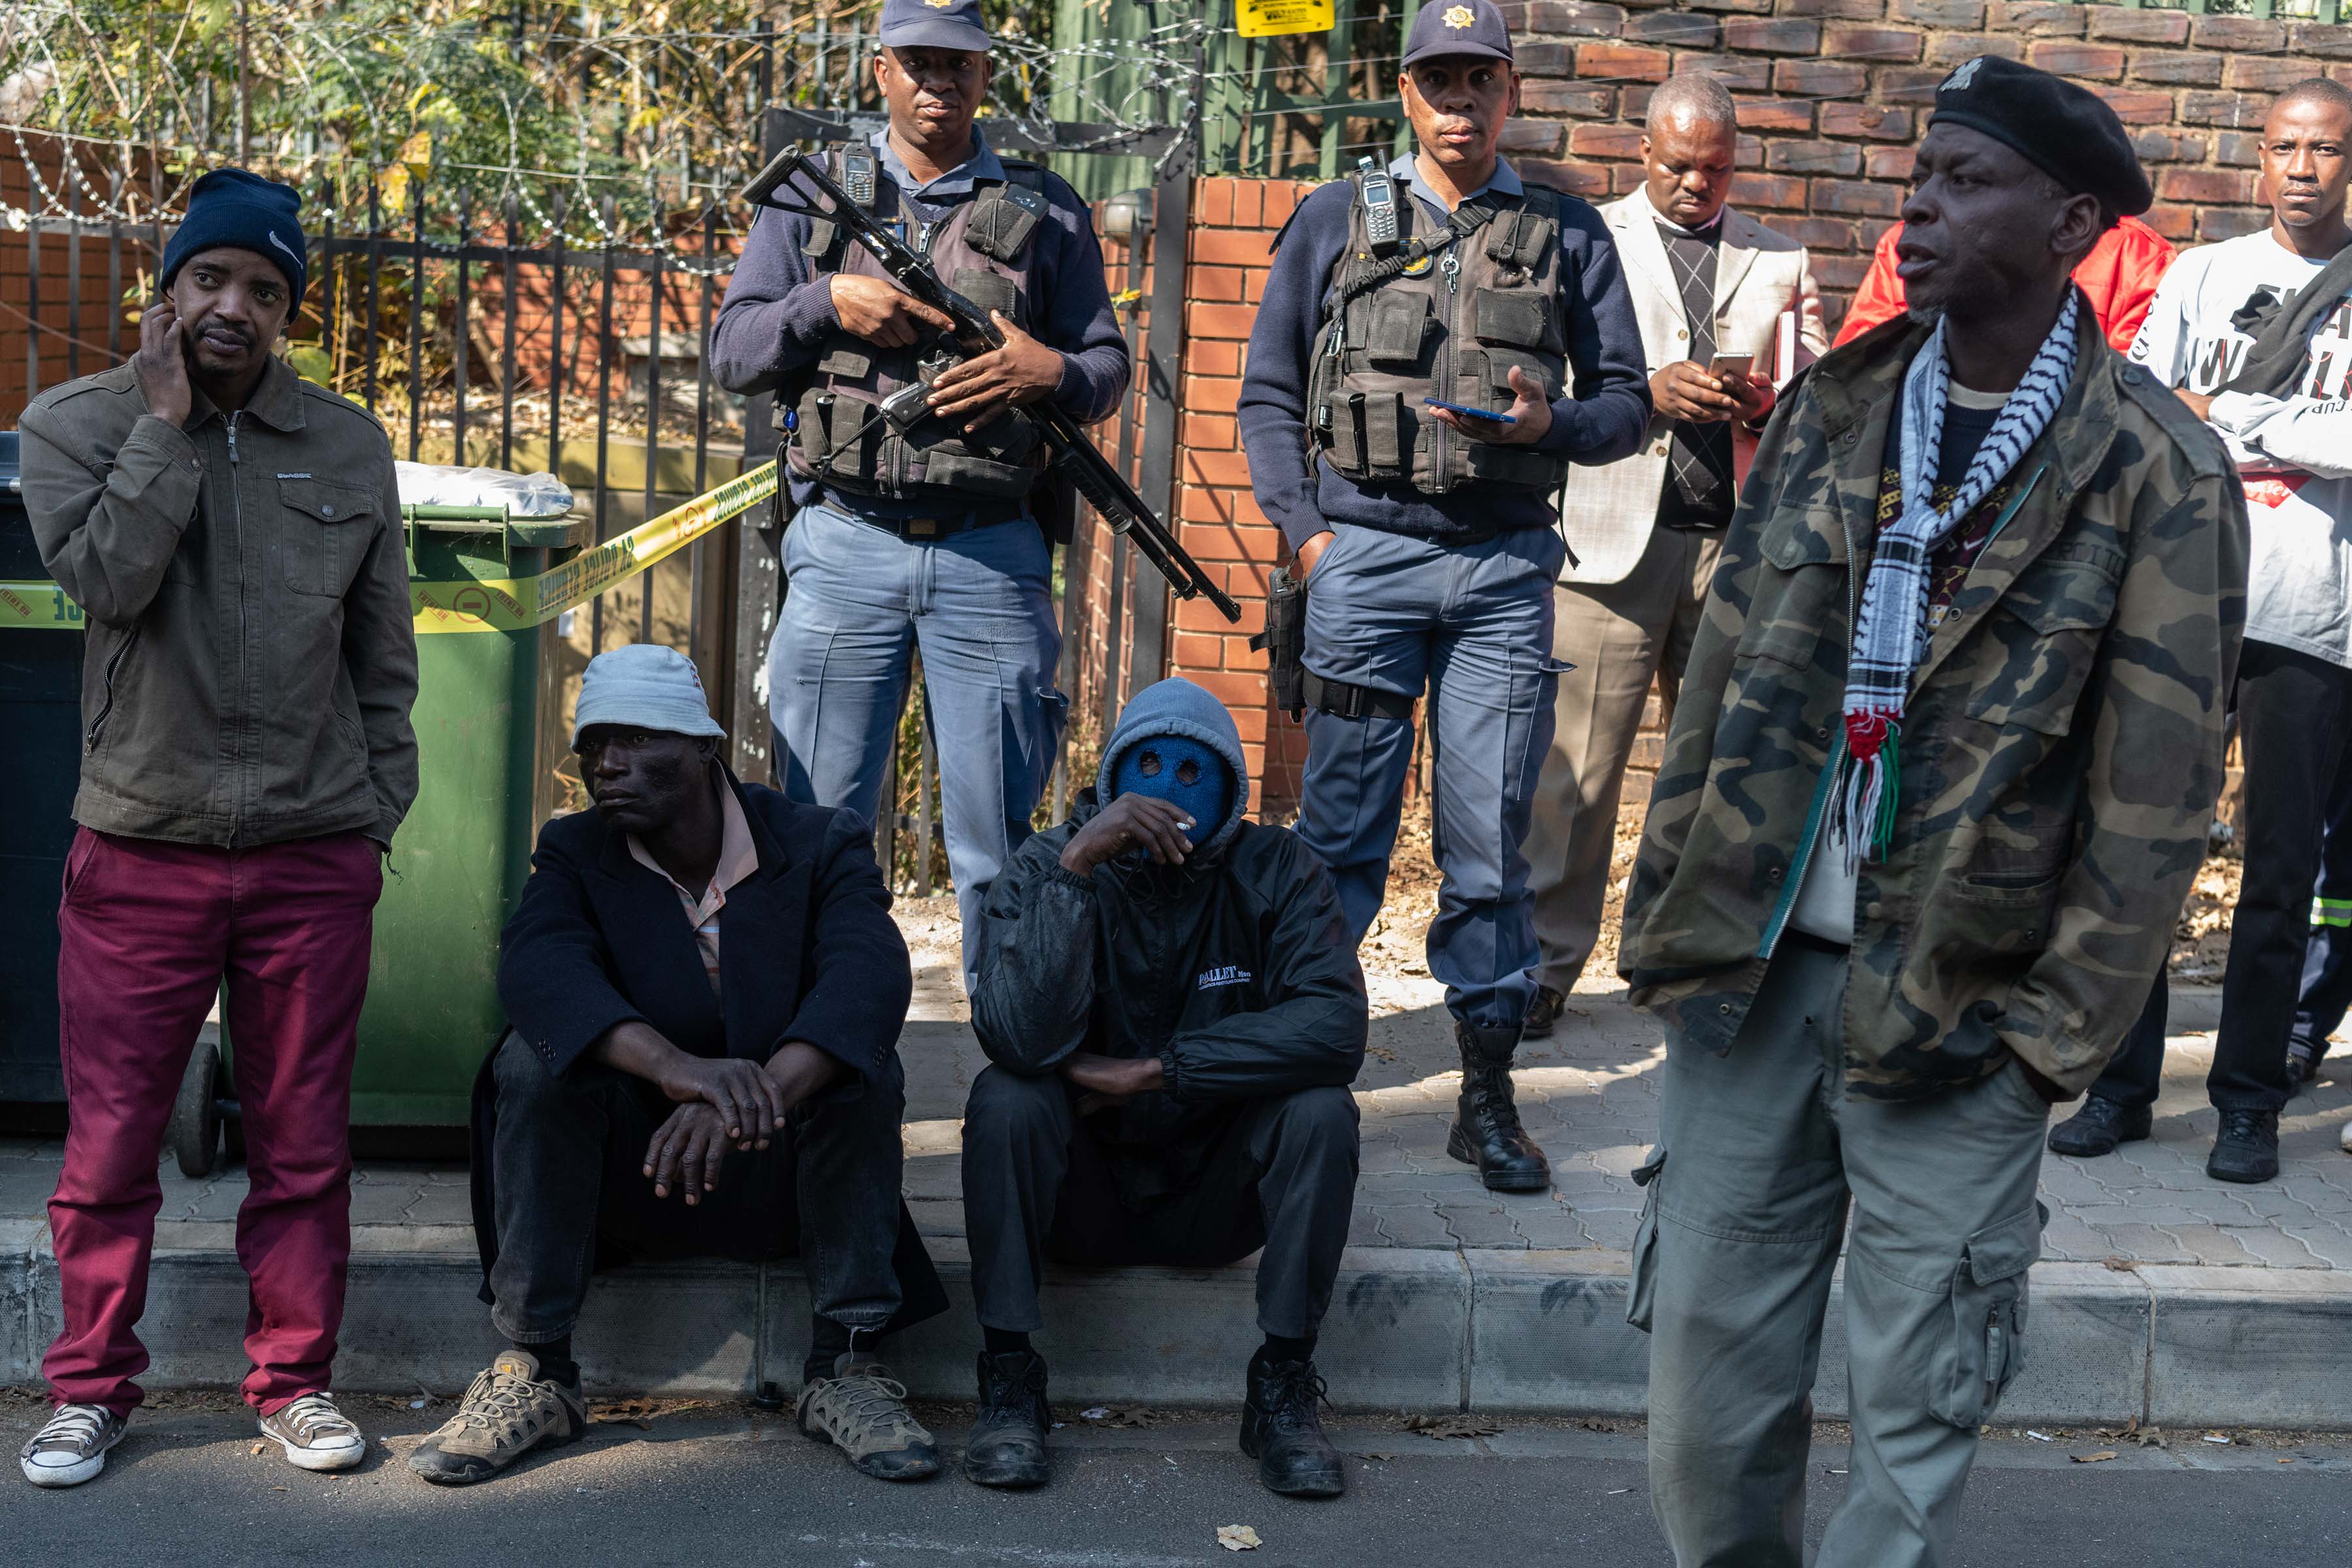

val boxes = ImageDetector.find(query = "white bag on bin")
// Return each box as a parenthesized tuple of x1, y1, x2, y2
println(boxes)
(393, 461, 574, 518)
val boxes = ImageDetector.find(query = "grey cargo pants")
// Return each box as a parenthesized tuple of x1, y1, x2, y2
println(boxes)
(1633, 934, 2051, 1568)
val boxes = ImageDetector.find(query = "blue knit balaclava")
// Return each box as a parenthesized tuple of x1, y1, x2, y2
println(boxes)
(161, 168, 308, 308)
(1109, 734, 1233, 847)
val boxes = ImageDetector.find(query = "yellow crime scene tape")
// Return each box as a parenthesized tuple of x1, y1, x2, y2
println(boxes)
(0, 460, 779, 636)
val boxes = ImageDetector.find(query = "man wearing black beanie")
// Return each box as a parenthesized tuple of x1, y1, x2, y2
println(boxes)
(17, 167, 417, 1489)
(1617, 59, 2248, 1565)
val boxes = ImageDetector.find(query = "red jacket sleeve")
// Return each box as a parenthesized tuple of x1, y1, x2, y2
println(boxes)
(1832, 224, 1908, 348)
(2072, 214, 2178, 353)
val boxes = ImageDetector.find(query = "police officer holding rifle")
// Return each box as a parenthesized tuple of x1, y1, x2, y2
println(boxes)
(712, 0, 1140, 990)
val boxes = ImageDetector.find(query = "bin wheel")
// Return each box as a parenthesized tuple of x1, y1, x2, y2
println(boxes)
(170, 1042, 223, 1179)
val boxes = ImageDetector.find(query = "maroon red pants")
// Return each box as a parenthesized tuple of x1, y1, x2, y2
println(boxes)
(46, 828, 382, 1416)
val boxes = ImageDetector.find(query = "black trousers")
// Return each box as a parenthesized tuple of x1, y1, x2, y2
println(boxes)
(2091, 641, 2352, 1115)
(477, 1032, 941, 1346)
(2291, 747, 2352, 1063)
(960, 1066, 1360, 1341)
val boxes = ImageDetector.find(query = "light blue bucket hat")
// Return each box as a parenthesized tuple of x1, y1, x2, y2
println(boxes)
(571, 644, 727, 745)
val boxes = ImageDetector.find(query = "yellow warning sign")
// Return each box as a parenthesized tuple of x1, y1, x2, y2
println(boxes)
(1236, 0, 1335, 39)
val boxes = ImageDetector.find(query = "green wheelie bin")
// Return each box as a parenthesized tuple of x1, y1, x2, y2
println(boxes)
(172, 497, 588, 1170)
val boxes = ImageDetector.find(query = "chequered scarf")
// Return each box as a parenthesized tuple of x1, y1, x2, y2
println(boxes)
(1831, 293, 2081, 868)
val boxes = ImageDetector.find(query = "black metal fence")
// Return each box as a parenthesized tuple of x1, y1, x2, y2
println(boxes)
(4, 106, 1196, 894)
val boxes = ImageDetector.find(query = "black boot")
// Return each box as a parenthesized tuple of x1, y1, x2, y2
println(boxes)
(1446, 1022, 1550, 1192)
(2047, 1094, 2152, 1158)
(963, 1349, 1052, 1489)
(1239, 1355, 1345, 1499)
(2208, 1108, 2281, 1184)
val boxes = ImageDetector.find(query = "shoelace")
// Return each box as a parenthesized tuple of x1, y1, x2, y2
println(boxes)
(276, 1395, 356, 1444)
(31, 1405, 110, 1454)
(448, 1368, 543, 1433)
(1471, 1060, 1528, 1134)
(1261, 1366, 1331, 1436)
(819, 1371, 921, 1440)
(2219, 1109, 2274, 1139)
(977, 1358, 1051, 1428)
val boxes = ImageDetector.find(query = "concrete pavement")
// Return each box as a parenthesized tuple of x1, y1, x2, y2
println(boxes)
(5, 1397, 2350, 1567)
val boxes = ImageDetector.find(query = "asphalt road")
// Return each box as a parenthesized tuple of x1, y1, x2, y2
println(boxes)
(5, 1392, 2349, 1566)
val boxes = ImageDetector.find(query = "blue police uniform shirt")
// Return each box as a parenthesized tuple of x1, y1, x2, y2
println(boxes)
(1386, 150, 1522, 222)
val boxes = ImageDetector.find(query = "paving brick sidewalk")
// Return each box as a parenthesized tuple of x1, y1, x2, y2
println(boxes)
(3, 943, 2346, 1279)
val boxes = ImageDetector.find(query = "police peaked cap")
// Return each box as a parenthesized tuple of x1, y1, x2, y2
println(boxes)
(1928, 56, 2153, 217)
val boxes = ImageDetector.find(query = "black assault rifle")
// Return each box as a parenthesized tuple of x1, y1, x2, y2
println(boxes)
(742, 146, 1242, 624)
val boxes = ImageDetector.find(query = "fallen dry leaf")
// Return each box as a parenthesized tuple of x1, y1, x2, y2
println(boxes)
(1097, 1406, 1162, 1429)
(2072, 1450, 2119, 1464)
(1216, 1524, 1262, 1552)
(1407, 1413, 1502, 1440)
(2103, 1257, 2136, 1273)
(1365, 1046, 1397, 1063)
(590, 1397, 710, 1429)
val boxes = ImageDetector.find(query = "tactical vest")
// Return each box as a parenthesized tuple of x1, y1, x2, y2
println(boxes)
(1307, 167, 1573, 495)
(783, 148, 1055, 504)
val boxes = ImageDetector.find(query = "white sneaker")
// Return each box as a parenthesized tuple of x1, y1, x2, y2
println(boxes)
(20, 1403, 127, 1488)
(258, 1392, 366, 1472)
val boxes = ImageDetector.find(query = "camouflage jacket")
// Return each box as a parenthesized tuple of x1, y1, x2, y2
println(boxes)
(1618, 297, 2249, 1100)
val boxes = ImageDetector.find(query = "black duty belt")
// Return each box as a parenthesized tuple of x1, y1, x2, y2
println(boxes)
(838, 506, 1028, 540)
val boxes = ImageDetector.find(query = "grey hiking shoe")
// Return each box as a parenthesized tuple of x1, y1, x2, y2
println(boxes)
(20, 1403, 126, 1488)
(259, 1392, 366, 1472)
(798, 1354, 939, 1482)
(408, 1350, 586, 1486)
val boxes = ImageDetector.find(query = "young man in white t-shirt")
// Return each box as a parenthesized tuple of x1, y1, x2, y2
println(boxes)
(2052, 78, 2352, 1184)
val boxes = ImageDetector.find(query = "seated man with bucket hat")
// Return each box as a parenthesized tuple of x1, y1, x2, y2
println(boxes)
(410, 644, 945, 1486)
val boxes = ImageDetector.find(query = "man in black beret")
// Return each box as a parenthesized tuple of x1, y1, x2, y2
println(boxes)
(1618, 58, 2248, 1565)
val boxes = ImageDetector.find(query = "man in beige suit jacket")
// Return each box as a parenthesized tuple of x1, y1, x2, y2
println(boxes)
(1522, 74, 1828, 1032)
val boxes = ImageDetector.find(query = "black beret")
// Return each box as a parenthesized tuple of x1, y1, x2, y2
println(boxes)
(1928, 56, 2153, 217)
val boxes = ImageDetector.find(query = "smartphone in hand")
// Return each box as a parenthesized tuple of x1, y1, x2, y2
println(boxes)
(1421, 397, 1518, 426)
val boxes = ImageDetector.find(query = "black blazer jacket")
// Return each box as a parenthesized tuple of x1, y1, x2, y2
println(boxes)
(469, 769, 943, 1328)
(497, 770, 913, 1081)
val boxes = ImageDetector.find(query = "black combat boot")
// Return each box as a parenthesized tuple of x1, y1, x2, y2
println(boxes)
(963, 1349, 1052, 1489)
(1446, 1021, 1550, 1192)
(1239, 1354, 1345, 1498)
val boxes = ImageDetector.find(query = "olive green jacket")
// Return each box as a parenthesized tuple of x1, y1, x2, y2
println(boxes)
(22, 355, 419, 848)
(1618, 299, 2249, 1100)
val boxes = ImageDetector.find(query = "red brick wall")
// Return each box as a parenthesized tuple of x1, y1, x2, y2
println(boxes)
(0, 137, 152, 428)
(1167, 177, 1320, 812)
(1168, 8, 2352, 812)
(1505, 0, 2345, 312)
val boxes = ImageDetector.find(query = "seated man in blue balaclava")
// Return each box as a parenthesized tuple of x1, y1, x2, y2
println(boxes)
(959, 678, 1369, 1499)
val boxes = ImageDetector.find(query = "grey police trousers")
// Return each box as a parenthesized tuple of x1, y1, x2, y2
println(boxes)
(1633, 933, 2051, 1568)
